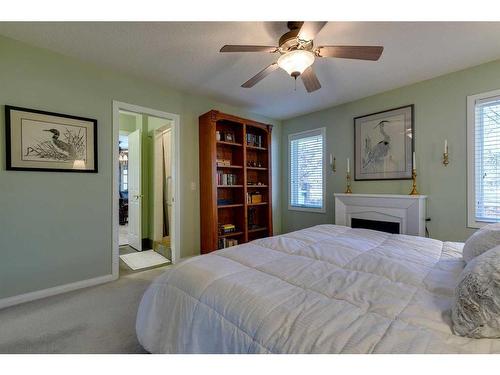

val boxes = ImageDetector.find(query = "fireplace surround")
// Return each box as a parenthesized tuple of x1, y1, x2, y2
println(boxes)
(334, 193, 427, 237)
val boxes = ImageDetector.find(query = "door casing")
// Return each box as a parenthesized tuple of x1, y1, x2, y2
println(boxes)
(112, 101, 180, 279)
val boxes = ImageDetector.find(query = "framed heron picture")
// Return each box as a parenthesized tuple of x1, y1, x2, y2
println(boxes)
(354, 105, 414, 180)
(5, 106, 97, 172)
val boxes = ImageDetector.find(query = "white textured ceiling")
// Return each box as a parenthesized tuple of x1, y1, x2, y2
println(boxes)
(1, 22, 500, 120)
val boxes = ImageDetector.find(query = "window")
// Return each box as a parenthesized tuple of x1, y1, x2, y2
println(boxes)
(121, 168, 128, 191)
(119, 161, 128, 192)
(467, 89, 500, 227)
(289, 128, 325, 212)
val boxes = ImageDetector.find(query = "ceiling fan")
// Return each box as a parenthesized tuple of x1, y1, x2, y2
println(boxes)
(220, 21, 384, 93)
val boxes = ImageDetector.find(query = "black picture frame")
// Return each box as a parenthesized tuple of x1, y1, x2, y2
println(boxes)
(354, 104, 414, 181)
(225, 131, 235, 142)
(5, 105, 98, 173)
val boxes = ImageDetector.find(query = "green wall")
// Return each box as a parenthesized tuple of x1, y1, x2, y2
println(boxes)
(282, 59, 500, 242)
(118, 112, 138, 134)
(0, 35, 281, 300)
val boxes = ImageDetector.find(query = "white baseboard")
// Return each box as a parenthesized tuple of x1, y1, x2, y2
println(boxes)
(0, 274, 117, 310)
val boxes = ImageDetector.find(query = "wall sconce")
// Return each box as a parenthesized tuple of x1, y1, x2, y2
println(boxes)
(443, 139, 449, 166)
(330, 153, 336, 173)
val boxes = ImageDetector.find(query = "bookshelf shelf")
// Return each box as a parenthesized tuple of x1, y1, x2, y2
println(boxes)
(218, 203, 244, 208)
(246, 145, 267, 151)
(200, 110, 273, 253)
(248, 227, 268, 233)
(217, 165, 243, 169)
(218, 231, 244, 238)
(246, 167, 268, 171)
(217, 141, 242, 147)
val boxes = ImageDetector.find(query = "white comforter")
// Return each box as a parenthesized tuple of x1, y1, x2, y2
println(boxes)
(136, 225, 500, 353)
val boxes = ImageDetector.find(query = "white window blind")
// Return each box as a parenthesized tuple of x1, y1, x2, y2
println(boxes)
(474, 94, 500, 223)
(289, 128, 325, 211)
(468, 93, 500, 226)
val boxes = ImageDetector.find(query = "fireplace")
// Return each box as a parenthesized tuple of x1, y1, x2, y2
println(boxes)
(334, 193, 427, 237)
(351, 218, 400, 234)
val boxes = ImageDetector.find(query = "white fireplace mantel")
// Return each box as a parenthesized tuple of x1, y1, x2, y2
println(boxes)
(334, 193, 427, 236)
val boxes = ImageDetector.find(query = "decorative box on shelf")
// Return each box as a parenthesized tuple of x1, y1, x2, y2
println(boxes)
(247, 192, 262, 204)
(216, 159, 231, 166)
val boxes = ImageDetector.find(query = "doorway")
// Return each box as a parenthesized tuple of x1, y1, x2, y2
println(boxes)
(112, 101, 180, 278)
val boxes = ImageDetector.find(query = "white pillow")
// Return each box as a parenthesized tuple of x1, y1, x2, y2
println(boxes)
(463, 223, 500, 263)
(451, 245, 500, 338)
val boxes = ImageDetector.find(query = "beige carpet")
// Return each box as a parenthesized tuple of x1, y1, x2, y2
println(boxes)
(0, 266, 170, 353)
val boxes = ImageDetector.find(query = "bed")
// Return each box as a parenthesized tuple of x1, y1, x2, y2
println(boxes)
(136, 224, 500, 353)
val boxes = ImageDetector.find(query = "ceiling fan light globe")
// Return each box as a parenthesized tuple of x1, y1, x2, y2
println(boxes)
(277, 50, 315, 76)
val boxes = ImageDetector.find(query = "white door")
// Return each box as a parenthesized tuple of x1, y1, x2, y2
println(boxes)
(128, 129, 142, 251)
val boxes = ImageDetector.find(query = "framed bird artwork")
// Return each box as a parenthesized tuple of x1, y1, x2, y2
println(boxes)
(354, 105, 414, 180)
(5, 106, 97, 173)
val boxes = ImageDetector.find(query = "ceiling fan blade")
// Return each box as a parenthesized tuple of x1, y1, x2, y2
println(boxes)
(297, 21, 327, 41)
(220, 45, 277, 53)
(241, 63, 279, 88)
(301, 66, 321, 93)
(317, 46, 384, 61)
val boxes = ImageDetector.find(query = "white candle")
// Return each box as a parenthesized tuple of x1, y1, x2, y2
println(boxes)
(444, 139, 448, 153)
(413, 152, 416, 169)
(330, 153, 333, 165)
(347, 158, 350, 173)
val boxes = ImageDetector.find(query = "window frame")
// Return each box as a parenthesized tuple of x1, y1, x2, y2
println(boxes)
(288, 127, 326, 213)
(467, 88, 500, 228)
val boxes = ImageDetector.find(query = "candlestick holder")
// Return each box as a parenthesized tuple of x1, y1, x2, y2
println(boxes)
(345, 172, 352, 194)
(409, 168, 419, 195)
(443, 152, 449, 166)
(332, 157, 336, 173)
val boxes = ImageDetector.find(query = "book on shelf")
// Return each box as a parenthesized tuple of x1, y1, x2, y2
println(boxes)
(218, 237, 238, 249)
(217, 199, 233, 205)
(246, 133, 262, 148)
(218, 223, 236, 234)
(217, 171, 238, 185)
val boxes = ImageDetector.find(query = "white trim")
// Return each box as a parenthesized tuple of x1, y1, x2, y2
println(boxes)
(0, 274, 115, 310)
(334, 193, 427, 237)
(334, 193, 427, 199)
(467, 89, 500, 229)
(112, 101, 181, 275)
(287, 127, 326, 213)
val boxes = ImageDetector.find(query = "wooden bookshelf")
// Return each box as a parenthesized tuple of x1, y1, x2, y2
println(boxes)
(199, 110, 273, 253)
